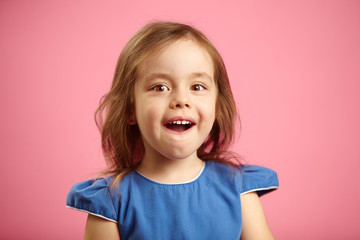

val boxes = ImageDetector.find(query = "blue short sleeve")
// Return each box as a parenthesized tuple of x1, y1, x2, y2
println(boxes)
(240, 165, 279, 197)
(66, 177, 118, 222)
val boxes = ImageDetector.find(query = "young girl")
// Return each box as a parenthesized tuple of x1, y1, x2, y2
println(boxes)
(67, 22, 278, 240)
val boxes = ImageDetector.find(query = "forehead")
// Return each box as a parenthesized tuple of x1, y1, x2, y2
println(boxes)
(138, 39, 214, 79)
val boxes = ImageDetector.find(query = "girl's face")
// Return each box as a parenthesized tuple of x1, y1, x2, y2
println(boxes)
(133, 39, 217, 163)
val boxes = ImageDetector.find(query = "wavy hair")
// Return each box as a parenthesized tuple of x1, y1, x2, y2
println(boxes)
(95, 22, 241, 183)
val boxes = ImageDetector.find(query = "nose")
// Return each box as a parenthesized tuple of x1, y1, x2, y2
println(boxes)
(169, 90, 191, 109)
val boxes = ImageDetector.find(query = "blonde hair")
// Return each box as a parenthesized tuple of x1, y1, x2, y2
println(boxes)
(95, 22, 241, 183)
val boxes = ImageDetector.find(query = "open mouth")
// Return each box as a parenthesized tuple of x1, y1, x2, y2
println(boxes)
(165, 120, 194, 132)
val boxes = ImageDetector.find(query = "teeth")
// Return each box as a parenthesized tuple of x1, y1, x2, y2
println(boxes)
(170, 120, 191, 125)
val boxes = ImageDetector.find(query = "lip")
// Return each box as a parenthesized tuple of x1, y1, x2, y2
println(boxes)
(163, 116, 196, 134)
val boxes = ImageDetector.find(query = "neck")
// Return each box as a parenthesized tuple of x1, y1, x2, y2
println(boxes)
(136, 152, 205, 184)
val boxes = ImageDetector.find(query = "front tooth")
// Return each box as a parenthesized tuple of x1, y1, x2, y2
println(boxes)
(170, 120, 191, 125)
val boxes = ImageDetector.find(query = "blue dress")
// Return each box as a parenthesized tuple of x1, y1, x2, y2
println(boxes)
(67, 161, 278, 239)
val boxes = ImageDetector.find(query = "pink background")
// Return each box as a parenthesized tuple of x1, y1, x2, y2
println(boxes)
(1, 1, 359, 239)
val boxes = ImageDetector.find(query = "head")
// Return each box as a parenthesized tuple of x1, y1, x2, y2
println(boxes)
(96, 22, 239, 174)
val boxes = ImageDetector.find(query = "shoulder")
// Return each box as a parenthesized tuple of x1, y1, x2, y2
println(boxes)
(240, 164, 279, 196)
(205, 160, 242, 174)
(205, 161, 279, 196)
(201, 161, 243, 194)
(66, 176, 121, 223)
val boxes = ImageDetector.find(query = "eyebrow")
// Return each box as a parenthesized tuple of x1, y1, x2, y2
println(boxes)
(189, 72, 213, 81)
(144, 72, 213, 82)
(145, 73, 173, 82)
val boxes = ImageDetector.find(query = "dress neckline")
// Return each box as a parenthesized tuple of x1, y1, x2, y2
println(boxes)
(135, 161, 206, 186)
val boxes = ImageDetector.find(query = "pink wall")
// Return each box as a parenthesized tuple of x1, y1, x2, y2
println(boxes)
(1, 1, 359, 239)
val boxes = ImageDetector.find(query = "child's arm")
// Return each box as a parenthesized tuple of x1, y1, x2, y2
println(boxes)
(84, 214, 120, 240)
(240, 192, 275, 240)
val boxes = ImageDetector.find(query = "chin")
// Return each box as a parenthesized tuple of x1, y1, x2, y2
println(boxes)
(162, 150, 198, 161)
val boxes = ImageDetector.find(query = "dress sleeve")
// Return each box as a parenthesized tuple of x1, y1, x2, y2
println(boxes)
(66, 177, 118, 223)
(240, 165, 279, 197)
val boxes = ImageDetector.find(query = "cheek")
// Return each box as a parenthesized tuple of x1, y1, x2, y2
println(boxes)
(135, 100, 162, 128)
(199, 99, 216, 125)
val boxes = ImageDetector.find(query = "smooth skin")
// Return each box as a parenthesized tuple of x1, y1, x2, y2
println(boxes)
(83, 192, 274, 240)
(84, 214, 120, 240)
(240, 192, 275, 240)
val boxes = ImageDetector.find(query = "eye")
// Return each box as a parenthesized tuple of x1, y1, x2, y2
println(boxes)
(151, 84, 169, 92)
(190, 84, 206, 91)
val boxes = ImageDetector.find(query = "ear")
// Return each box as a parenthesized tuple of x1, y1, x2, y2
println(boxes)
(128, 113, 137, 125)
